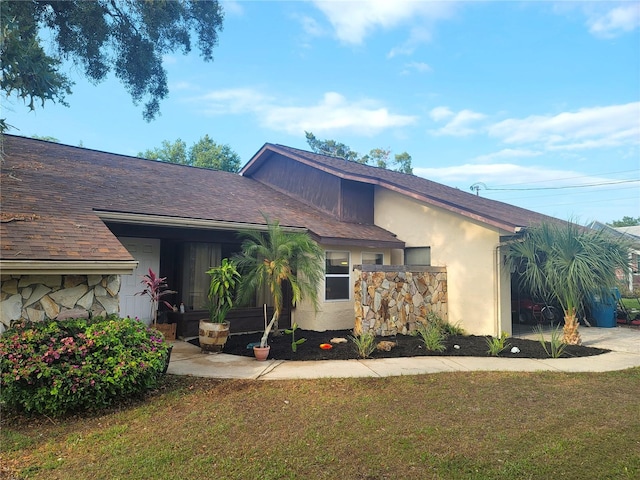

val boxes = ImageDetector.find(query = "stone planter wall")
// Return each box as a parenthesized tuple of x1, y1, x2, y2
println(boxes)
(0, 274, 121, 332)
(354, 265, 447, 336)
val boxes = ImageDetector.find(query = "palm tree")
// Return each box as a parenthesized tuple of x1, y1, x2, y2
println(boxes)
(506, 221, 630, 344)
(234, 216, 324, 348)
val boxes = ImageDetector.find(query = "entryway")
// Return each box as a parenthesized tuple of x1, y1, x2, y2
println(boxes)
(119, 237, 161, 323)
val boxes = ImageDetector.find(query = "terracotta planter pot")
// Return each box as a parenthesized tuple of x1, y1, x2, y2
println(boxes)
(199, 320, 230, 353)
(253, 345, 271, 361)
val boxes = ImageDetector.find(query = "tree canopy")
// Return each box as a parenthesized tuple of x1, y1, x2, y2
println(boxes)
(305, 132, 413, 175)
(1, 0, 224, 127)
(138, 135, 241, 173)
(608, 216, 640, 227)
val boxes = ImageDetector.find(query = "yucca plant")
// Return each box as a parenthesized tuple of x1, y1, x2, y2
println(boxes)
(486, 331, 510, 356)
(414, 321, 446, 352)
(534, 325, 566, 358)
(349, 332, 377, 358)
(506, 221, 630, 345)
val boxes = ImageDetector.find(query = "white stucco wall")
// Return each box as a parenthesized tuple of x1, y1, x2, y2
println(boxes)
(293, 246, 392, 331)
(374, 188, 512, 336)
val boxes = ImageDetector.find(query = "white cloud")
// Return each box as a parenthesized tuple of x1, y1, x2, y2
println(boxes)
(220, 0, 244, 17)
(297, 14, 326, 37)
(414, 163, 575, 185)
(261, 92, 417, 135)
(487, 102, 640, 149)
(586, 3, 640, 38)
(471, 148, 543, 164)
(429, 106, 454, 121)
(170, 81, 196, 92)
(192, 89, 417, 136)
(413, 163, 616, 191)
(311, 0, 456, 45)
(429, 108, 487, 136)
(196, 88, 272, 115)
(387, 26, 434, 58)
(400, 61, 433, 75)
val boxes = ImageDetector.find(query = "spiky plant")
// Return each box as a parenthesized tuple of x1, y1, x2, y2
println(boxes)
(135, 268, 176, 325)
(506, 221, 630, 345)
(234, 215, 324, 348)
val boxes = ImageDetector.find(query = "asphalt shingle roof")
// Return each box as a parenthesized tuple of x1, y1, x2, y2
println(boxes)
(1, 136, 402, 263)
(243, 143, 561, 233)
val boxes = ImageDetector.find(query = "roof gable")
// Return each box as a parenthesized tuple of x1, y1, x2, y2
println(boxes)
(242, 143, 562, 233)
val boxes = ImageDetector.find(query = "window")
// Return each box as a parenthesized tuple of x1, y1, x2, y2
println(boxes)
(325, 251, 350, 300)
(405, 247, 431, 265)
(362, 252, 384, 265)
(180, 242, 221, 310)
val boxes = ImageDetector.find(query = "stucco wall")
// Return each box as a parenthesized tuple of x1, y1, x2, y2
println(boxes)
(293, 246, 392, 332)
(0, 274, 121, 332)
(374, 188, 512, 336)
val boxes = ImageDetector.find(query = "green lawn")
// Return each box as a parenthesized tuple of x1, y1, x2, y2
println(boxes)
(2, 369, 639, 480)
(620, 297, 640, 311)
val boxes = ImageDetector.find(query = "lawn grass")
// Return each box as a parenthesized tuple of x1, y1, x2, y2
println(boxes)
(620, 297, 640, 311)
(2, 368, 639, 480)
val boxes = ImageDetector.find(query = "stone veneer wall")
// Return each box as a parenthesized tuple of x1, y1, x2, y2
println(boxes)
(0, 274, 121, 332)
(353, 265, 447, 336)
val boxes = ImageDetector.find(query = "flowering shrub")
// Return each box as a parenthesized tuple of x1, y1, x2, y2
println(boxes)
(0, 315, 171, 416)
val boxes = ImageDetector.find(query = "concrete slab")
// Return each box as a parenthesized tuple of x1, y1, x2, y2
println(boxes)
(514, 324, 640, 354)
(534, 352, 640, 373)
(167, 342, 282, 379)
(166, 326, 640, 380)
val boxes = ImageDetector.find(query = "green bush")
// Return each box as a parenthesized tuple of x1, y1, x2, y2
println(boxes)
(0, 315, 170, 416)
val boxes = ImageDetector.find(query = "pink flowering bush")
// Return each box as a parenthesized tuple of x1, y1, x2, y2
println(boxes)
(0, 315, 171, 416)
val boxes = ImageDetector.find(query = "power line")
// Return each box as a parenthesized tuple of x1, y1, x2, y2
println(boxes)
(471, 178, 638, 193)
(487, 169, 640, 188)
(481, 184, 640, 201)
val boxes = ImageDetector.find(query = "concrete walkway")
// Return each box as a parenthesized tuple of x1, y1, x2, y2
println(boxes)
(166, 325, 640, 380)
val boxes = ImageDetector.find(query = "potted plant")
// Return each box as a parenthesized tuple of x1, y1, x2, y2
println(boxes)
(234, 215, 324, 361)
(199, 258, 240, 353)
(136, 268, 177, 340)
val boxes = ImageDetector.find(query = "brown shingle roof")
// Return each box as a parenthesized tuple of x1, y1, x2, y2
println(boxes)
(243, 143, 561, 233)
(0, 136, 402, 263)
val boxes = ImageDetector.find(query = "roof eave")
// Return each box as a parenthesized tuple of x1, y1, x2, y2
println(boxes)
(95, 210, 308, 233)
(0, 260, 139, 275)
(315, 236, 405, 249)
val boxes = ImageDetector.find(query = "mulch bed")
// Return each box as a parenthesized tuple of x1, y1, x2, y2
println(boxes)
(188, 329, 610, 361)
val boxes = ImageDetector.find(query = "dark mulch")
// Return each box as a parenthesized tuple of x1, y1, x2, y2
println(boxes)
(189, 329, 610, 361)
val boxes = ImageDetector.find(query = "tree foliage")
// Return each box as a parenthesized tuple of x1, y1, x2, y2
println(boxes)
(506, 221, 630, 345)
(1, 0, 224, 125)
(233, 215, 324, 347)
(138, 135, 241, 172)
(305, 131, 413, 175)
(608, 216, 640, 227)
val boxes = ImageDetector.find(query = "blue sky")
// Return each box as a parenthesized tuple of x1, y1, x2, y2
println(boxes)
(5, 0, 640, 224)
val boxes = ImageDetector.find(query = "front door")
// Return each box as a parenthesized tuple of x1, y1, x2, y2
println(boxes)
(119, 237, 161, 323)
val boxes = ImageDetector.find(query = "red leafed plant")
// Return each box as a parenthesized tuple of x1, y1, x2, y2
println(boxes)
(136, 268, 176, 325)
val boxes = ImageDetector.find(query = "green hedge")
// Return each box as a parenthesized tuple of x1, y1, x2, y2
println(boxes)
(0, 315, 171, 416)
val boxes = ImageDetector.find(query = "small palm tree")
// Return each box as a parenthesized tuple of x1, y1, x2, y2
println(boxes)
(506, 221, 629, 344)
(234, 216, 324, 348)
